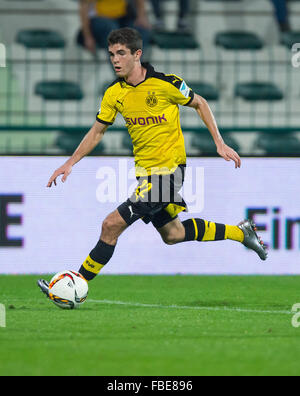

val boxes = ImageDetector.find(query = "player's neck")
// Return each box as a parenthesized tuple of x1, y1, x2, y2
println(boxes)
(124, 63, 147, 87)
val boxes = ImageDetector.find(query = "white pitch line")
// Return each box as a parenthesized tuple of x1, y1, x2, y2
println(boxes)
(88, 299, 292, 315)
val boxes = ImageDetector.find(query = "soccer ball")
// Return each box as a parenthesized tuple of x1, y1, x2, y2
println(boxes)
(48, 271, 88, 310)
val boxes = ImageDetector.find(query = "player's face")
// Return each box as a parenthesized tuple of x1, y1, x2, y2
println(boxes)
(108, 44, 140, 78)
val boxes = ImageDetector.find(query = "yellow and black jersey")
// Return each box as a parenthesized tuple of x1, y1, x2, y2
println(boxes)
(96, 63, 194, 176)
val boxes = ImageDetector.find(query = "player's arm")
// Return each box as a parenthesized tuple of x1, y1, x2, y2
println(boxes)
(47, 121, 107, 188)
(188, 93, 241, 168)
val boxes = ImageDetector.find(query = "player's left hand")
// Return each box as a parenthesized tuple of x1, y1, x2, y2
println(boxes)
(47, 163, 73, 187)
(217, 143, 241, 169)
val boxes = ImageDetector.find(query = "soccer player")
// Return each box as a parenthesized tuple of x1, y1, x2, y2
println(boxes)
(38, 28, 267, 294)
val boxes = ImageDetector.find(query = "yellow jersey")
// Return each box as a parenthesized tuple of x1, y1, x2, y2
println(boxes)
(96, 63, 194, 176)
(95, 0, 127, 19)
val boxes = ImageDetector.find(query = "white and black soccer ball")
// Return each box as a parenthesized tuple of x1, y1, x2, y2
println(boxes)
(48, 271, 88, 310)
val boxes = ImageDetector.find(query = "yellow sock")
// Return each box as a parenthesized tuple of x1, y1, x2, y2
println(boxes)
(79, 255, 105, 281)
(183, 219, 244, 243)
(225, 225, 244, 243)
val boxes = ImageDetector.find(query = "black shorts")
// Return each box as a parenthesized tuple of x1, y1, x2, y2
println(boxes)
(118, 165, 187, 229)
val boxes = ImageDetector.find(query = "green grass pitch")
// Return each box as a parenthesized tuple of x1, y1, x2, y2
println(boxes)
(0, 274, 300, 376)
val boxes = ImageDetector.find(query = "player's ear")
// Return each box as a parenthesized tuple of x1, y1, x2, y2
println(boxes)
(135, 49, 143, 61)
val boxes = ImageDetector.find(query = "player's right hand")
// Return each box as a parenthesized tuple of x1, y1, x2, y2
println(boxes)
(47, 163, 72, 187)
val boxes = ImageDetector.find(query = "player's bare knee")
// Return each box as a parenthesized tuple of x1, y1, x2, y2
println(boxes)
(101, 211, 128, 242)
(101, 216, 119, 239)
(101, 217, 112, 234)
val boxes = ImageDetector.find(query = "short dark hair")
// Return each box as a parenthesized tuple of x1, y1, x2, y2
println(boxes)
(108, 27, 143, 54)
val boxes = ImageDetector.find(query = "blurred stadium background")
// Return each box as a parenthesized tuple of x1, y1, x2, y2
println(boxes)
(1, 0, 300, 377)
(0, 0, 300, 156)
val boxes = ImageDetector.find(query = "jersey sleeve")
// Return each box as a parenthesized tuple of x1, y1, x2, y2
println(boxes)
(96, 88, 118, 126)
(167, 76, 194, 106)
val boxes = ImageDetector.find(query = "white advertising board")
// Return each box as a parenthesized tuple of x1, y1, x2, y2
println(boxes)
(0, 157, 299, 275)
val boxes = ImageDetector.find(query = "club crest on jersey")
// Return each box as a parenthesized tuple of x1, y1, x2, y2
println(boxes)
(146, 91, 158, 108)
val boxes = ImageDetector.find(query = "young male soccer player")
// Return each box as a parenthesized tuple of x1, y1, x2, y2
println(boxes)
(38, 28, 267, 294)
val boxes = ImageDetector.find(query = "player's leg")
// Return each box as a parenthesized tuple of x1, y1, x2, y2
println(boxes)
(181, 218, 244, 243)
(155, 212, 268, 260)
(152, 166, 267, 260)
(78, 172, 164, 283)
(78, 209, 129, 281)
(38, 203, 139, 296)
(156, 216, 243, 245)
